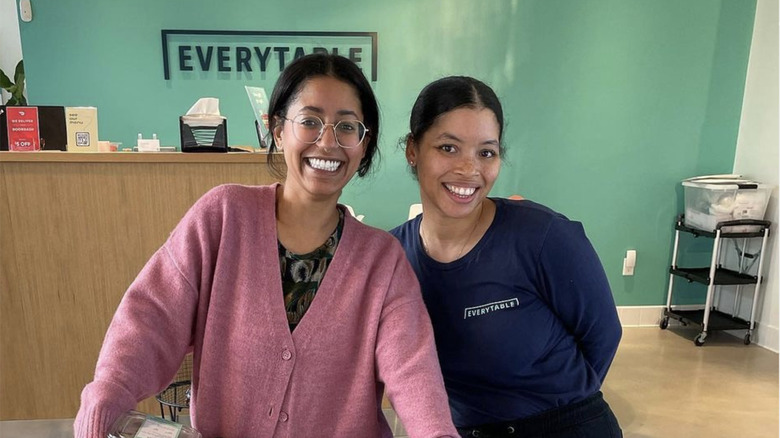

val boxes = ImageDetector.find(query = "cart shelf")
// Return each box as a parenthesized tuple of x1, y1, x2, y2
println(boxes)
(664, 308, 750, 331)
(675, 222, 769, 239)
(669, 267, 758, 285)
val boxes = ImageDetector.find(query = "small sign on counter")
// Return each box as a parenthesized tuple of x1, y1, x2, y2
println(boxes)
(5, 106, 40, 151)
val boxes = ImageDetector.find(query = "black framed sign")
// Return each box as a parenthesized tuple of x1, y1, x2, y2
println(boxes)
(161, 30, 378, 81)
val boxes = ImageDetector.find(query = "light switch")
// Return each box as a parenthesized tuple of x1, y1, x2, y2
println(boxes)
(19, 0, 33, 22)
(622, 250, 636, 276)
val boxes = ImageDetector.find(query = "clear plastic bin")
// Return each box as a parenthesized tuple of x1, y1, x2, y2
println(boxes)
(682, 176, 771, 233)
(108, 410, 201, 438)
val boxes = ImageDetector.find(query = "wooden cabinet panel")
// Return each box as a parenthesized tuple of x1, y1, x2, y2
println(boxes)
(0, 152, 282, 419)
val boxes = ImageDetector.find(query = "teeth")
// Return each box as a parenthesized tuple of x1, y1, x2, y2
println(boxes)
(446, 184, 476, 197)
(308, 158, 341, 172)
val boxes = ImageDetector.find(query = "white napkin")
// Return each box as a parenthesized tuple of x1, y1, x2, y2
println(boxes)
(181, 97, 226, 127)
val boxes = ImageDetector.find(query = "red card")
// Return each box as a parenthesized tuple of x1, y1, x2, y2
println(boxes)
(6, 106, 40, 151)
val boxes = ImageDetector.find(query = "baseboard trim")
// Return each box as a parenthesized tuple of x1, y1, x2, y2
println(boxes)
(617, 305, 778, 352)
(617, 305, 673, 327)
(729, 324, 779, 353)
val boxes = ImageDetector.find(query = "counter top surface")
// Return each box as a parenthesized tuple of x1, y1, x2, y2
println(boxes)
(0, 151, 277, 163)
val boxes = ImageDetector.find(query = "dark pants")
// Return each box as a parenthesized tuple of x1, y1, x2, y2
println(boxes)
(456, 392, 622, 438)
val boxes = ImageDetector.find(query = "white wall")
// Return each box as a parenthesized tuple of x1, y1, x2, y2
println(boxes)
(732, 0, 779, 352)
(1, 0, 24, 104)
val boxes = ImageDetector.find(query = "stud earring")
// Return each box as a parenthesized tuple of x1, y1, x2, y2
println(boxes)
(409, 161, 415, 166)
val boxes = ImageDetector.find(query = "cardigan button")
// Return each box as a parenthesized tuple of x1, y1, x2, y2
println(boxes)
(281, 349, 292, 361)
(279, 411, 289, 422)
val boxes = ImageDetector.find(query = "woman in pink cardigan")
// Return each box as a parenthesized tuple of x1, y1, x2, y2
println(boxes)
(74, 54, 457, 438)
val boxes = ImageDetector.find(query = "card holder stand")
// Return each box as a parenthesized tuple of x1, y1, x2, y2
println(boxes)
(1, 105, 68, 151)
(179, 117, 228, 152)
(255, 120, 268, 148)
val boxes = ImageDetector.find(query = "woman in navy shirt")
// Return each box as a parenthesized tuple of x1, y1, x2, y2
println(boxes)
(391, 76, 623, 438)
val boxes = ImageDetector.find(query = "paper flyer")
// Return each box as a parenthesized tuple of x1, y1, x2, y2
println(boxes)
(6, 106, 40, 151)
(66, 106, 99, 152)
(133, 416, 182, 438)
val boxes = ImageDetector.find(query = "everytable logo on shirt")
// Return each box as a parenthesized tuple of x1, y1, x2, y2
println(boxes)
(463, 298, 519, 319)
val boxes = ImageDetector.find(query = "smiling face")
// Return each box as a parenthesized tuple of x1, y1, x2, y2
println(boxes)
(275, 76, 368, 203)
(407, 106, 501, 220)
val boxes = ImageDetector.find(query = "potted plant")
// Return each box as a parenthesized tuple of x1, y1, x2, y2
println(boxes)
(0, 60, 27, 105)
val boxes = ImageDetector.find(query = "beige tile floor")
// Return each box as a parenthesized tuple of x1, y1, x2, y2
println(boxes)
(1, 327, 777, 438)
(605, 327, 778, 438)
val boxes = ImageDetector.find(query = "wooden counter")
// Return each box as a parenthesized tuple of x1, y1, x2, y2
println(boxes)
(0, 152, 283, 419)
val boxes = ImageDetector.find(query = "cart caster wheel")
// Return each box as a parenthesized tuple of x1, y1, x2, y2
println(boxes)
(744, 334, 751, 345)
(659, 318, 669, 330)
(694, 333, 706, 346)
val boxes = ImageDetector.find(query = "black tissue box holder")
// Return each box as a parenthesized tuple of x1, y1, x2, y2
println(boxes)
(179, 117, 228, 152)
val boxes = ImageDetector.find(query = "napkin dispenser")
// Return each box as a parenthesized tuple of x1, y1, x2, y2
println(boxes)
(179, 98, 228, 152)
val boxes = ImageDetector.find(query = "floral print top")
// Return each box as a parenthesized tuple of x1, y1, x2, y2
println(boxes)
(279, 209, 344, 332)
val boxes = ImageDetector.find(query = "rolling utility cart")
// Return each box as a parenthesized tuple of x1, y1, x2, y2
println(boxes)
(661, 215, 771, 346)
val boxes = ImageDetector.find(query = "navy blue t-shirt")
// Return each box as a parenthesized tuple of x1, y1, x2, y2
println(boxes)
(390, 198, 621, 427)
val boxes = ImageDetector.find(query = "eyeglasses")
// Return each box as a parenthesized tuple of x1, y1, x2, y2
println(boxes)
(282, 115, 368, 149)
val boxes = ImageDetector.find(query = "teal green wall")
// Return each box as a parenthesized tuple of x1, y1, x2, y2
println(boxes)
(19, 0, 756, 305)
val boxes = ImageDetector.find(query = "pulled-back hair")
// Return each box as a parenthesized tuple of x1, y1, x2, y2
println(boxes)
(407, 76, 504, 151)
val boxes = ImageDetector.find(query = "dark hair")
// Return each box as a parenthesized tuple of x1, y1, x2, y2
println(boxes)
(405, 76, 504, 176)
(266, 53, 380, 178)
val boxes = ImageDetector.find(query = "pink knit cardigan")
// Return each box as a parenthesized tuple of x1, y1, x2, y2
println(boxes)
(74, 184, 457, 438)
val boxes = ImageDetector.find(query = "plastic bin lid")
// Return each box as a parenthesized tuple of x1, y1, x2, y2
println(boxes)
(683, 174, 743, 182)
(682, 179, 764, 190)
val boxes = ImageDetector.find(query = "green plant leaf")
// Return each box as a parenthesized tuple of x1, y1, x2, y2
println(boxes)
(1, 60, 25, 105)
(14, 60, 24, 85)
(0, 69, 12, 90)
(15, 75, 25, 96)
